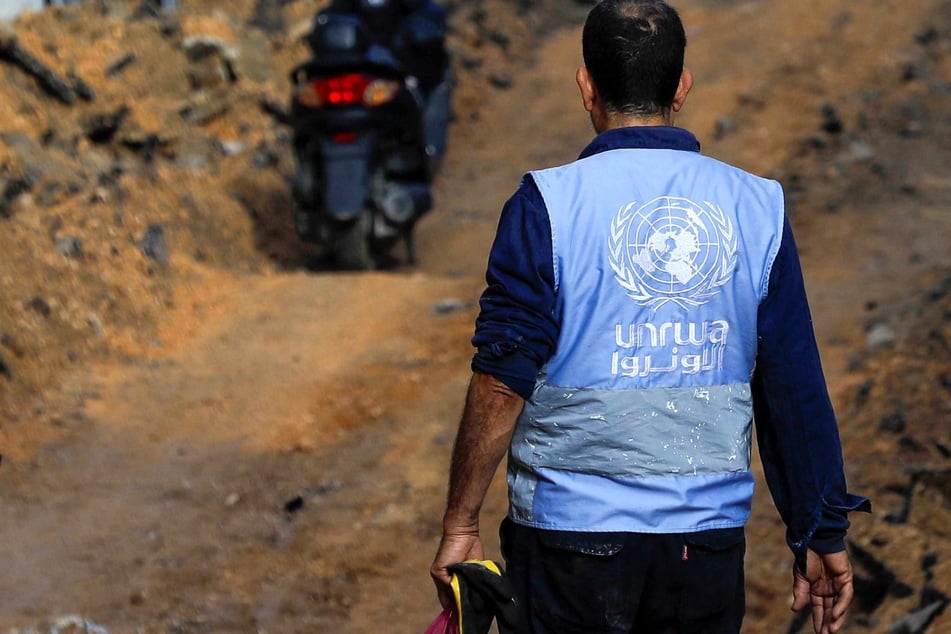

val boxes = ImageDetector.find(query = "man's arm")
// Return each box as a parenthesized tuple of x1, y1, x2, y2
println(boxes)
(430, 372, 524, 608)
(431, 175, 555, 606)
(753, 215, 870, 633)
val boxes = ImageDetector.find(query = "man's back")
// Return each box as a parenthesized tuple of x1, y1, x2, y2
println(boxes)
(508, 126, 784, 534)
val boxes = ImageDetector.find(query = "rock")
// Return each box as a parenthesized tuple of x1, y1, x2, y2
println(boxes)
(67, 69, 95, 101)
(737, 89, 767, 109)
(180, 89, 232, 125)
(87, 313, 105, 338)
(907, 470, 951, 535)
(140, 224, 169, 265)
(0, 354, 10, 379)
(849, 540, 914, 613)
(119, 133, 170, 163)
(843, 140, 876, 163)
(901, 61, 925, 83)
(820, 103, 844, 135)
(251, 149, 279, 169)
(854, 378, 874, 410)
(174, 136, 218, 171)
(457, 53, 483, 70)
(250, 140, 281, 168)
(39, 179, 82, 207)
(284, 495, 304, 514)
(312, 481, 344, 496)
(866, 322, 897, 349)
(182, 36, 237, 90)
(489, 73, 513, 89)
(899, 435, 926, 453)
(0, 23, 16, 51)
(218, 140, 248, 156)
(488, 29, 510, 50)
(82, 106, 131, 144)
(48, 615, 110, 634)
(926, 275, 951, 301)
(25, 296, 51, 317)
(248, 0, 285, 34)
(132, 0, 179, 21)
(714, 116, 738, 140)
(1, 132, 84, 210)
(259, 95, 290, 125)
(884, 469, 951, 527)
(432, 298, 468, 314)
(233, 30, 274, 83)
(1, 333, 25, 358)
(899, 101, 928, 138)
(878, 411, 906, 433)
(131, 0, 162, 20)
(914, 27, 939, 46)
(921, 585, 948, 606)
(887, 599, 949, 634)
(0, 174, 34, 218)
(55, 236, 83, 258)
(129, 589, 147, 605)
(105, 52, 137, 77)
(79, 147, 116, 184)
(0, 26, 77, 104)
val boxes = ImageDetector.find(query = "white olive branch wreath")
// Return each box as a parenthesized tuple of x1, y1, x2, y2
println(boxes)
(608, 198, 738, 310)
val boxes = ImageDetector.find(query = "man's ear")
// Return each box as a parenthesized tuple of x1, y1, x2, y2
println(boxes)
(671, 67, 693, 113)
(576, 66, 597, 113)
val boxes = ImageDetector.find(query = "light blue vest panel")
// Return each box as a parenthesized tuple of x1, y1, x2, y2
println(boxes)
(508, 147, 785, 533)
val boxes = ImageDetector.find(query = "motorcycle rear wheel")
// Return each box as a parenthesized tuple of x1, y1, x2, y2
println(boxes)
(334, 213, 377, 271)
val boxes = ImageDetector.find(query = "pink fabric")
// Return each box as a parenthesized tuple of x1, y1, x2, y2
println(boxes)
(424, 607, 459, 634)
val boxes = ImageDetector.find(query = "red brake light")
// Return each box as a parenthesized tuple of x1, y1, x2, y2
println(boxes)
(332, 131, 358, 144)
(295, 73, 400, 108)
(317, 73, 370, 105)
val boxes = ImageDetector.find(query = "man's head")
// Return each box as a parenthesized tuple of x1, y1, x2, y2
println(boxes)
(579, 0, 690, 126)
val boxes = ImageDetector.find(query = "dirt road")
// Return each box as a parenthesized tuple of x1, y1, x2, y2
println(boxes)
(0, 1, 948, 632)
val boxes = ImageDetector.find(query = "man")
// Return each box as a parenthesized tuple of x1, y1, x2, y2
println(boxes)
(310, 0, 450, 95)
(431, 1, 870, 633)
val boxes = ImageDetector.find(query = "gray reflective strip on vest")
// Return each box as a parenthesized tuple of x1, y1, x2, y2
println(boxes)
(511, 383, 753, 477)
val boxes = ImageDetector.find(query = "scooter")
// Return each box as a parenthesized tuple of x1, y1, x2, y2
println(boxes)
(289, 11, 448, 269)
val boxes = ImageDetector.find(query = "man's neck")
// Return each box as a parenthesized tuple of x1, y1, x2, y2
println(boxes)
(595, 109, 673, 133)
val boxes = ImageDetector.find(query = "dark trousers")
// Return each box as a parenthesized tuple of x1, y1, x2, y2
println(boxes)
(500, 518, 746, 633)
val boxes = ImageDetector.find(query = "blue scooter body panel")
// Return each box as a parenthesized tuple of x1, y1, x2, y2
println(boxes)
(320, 134, 375, 221)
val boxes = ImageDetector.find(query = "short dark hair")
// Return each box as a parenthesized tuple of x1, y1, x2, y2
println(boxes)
(582, 0, 687, 117)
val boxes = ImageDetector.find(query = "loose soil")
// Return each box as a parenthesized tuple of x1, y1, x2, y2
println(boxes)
(0, 1, 948, 633)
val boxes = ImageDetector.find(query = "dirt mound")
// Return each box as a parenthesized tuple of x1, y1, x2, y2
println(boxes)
(0, 0, 574, 459)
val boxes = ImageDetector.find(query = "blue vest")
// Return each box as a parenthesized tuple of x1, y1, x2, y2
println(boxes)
(508, 146, 785, 533)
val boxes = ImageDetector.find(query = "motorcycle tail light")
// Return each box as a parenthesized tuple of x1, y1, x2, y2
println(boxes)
(362, 78, 401, 106)
(332, 131, 358, 144)
(295, 73, 400, 108)
(295, 82, 322, 108)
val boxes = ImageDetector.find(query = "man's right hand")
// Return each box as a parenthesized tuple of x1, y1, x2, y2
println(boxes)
(431, 373, 523, 608)
(791, 548, 855, 634)
(430, 525, 484, 609)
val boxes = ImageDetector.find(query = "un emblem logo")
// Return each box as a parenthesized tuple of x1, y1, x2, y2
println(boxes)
(608, 196, 738, 310)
